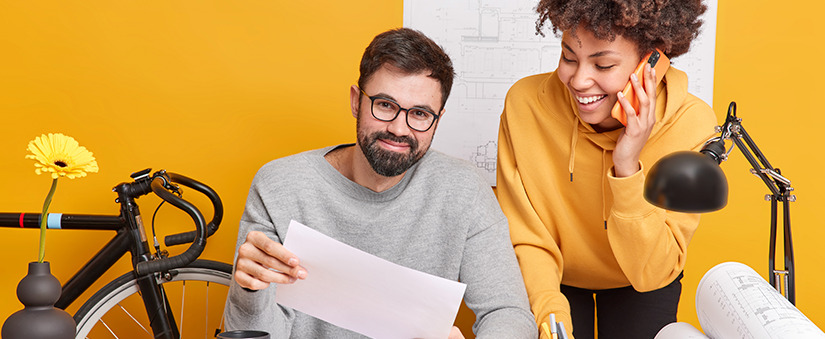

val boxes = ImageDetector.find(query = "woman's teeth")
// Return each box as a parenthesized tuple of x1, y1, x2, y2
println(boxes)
(576, 95, 606, 104)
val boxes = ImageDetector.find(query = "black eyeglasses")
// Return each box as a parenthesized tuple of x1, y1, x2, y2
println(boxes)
(359, 89, 440, 132)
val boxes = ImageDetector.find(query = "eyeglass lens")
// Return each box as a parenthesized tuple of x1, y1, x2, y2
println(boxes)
(371, 98, 436, 132)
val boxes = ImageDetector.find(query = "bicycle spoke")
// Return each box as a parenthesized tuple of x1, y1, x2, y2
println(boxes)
(117, 303, 150, 335)
(179, 280, 186, 338)
(205, 281, 210, 336)
(100, 319, 118, 339)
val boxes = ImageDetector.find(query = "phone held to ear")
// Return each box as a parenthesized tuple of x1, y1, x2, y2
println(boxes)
(610, 49, 670, 126)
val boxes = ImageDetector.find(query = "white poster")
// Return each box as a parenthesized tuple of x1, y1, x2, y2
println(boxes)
(404, 0, 718, 185)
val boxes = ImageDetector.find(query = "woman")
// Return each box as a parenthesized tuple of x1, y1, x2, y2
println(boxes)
(496, 1, 716, 338)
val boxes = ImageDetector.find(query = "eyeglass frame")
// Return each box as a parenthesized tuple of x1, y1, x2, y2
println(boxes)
(358, 88, 441, 132)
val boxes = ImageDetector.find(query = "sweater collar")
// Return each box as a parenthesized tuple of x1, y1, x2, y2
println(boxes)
(316, 144, 422, 202)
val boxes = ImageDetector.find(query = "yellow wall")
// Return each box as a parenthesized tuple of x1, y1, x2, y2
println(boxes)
(681, 0, 825, 331)
(0, 0, 401, 330)
(1, 0, 823, 336)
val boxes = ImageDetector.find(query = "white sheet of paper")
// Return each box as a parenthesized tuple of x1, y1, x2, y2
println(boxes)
(654, 322, 709, 339)
(274, 220, 467, 339)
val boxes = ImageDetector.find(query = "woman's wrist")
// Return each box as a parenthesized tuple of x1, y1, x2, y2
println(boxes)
(612, 158, 641, 177)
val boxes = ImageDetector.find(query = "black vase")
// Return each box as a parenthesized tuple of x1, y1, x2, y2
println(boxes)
(2, 262, 76, 339)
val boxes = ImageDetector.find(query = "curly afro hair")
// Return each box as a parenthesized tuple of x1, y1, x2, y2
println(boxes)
(535, 0, 706, 58)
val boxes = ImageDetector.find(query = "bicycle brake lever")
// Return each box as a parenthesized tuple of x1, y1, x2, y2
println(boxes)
(150, 170, 182, 195)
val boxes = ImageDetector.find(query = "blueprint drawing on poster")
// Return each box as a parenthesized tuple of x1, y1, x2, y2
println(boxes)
(404, 0, 717, 185)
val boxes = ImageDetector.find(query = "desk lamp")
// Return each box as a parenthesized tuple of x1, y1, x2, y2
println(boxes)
(643, 102, 797, 304)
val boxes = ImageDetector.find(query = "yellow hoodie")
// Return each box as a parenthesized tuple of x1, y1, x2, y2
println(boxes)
(496, 67, 718, 336)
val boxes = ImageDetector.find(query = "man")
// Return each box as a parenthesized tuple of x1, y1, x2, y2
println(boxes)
(223, 28, 536, 338)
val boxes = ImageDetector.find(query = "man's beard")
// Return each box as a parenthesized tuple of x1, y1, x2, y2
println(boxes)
(357, 122, 427, 177)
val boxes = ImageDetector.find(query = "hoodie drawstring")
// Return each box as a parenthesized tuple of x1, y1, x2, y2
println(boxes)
(569, 114, 610, 229)
(568, 121, 578, 182)
(602, 149, 608, 229)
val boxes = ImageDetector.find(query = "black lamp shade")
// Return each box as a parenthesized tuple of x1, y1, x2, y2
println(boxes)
(644, 151, 729, 213)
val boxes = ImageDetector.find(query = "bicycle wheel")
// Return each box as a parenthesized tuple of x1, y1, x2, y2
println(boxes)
(74, 259, 233, 339)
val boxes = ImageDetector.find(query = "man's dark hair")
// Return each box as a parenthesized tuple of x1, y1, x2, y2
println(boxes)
(358, 28, 455, 111)
(535, 0, 706, 58)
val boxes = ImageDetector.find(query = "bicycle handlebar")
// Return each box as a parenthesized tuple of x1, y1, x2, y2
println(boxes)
(162, 173, 223, 246)
(134, 171, 223, 276)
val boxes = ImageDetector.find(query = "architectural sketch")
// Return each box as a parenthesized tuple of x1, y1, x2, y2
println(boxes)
(656, 262, 824, 338)
(404, 0, 717, 185)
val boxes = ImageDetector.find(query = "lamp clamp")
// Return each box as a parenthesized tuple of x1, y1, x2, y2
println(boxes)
(749, 168, 791, 187)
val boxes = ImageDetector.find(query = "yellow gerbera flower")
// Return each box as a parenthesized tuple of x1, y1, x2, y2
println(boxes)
(25, 133, 99, 179)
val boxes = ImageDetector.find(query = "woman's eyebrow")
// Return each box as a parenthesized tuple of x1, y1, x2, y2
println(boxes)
(561, 41, 617, 58)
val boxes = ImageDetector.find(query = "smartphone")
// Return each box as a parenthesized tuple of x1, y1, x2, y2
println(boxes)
(610, 49, 670, 126)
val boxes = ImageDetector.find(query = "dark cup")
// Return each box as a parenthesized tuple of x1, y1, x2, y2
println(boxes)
(216, 330, 270, 339)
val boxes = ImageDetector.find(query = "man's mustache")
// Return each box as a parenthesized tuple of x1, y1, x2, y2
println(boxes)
(371, 132, 418, 150)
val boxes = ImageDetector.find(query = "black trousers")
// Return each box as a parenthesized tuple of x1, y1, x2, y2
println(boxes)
(560, 272, 683, 339)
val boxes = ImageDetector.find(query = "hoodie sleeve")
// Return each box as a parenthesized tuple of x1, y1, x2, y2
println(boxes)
(605, 95, 718, 292)
(497, 110, 573, 339)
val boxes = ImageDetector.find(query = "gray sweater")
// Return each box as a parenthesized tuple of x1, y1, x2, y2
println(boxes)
(224, 145, 537, 338)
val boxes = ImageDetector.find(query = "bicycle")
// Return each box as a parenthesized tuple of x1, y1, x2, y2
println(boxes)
(1, 168, 233, 339)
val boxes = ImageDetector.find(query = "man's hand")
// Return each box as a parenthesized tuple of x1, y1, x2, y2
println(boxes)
(233, 231, 308, 290)
(447, 326, 465, 339)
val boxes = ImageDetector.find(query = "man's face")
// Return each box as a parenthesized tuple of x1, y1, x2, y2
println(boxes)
(351, 64, 444, 177)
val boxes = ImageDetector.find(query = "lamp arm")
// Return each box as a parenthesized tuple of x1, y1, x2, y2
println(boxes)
(728, 127, 785, 196)
(722, 102, 792, 195)
(782, 194, 795, 304)
(721, 102, 795, 304)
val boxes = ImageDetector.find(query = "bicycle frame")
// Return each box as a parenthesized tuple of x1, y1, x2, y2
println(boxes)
(0, 168, 223, 339)
(0, 213, 127, 310)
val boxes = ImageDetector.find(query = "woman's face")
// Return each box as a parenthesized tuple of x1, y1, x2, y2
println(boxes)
(556, 26, 642, 132)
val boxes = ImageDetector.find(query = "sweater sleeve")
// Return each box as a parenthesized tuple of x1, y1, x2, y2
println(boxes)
(460, 184, 539, 339)
(604, 99, 717, 291)
(224, 169, 295, 336)
(605, 164, 698, 291)
(497, 114, 573, 339)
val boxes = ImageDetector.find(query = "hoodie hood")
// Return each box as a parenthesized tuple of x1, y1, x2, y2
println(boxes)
(544, 67, 691, 147)
(538, 67, 693, 178)
(535, 67, 695, 225)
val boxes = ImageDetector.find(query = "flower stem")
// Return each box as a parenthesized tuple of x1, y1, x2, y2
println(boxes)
(38, 178, 58, 263)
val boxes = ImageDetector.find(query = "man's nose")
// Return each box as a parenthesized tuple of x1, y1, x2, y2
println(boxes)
(386, 111, 412, 136)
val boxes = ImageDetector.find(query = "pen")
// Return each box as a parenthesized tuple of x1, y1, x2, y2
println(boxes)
(557, 321, 568, 339)
(541, 322, 551, 338)
(549, 314, 558, 339)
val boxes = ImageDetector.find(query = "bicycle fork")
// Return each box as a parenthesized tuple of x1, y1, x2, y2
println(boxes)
(135, 273, 180, 339)
(116, 181, 181, 339)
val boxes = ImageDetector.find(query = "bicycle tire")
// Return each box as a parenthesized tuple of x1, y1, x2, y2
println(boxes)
(73, 259, 233, 339)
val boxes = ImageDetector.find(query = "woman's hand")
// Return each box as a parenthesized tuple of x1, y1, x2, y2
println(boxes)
(613, 63, 658, 177)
